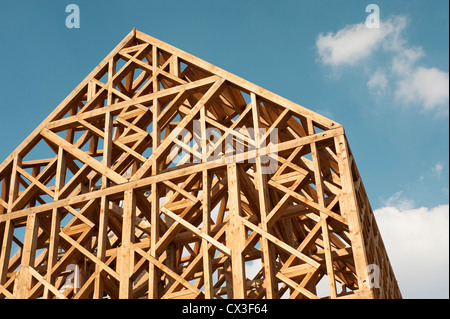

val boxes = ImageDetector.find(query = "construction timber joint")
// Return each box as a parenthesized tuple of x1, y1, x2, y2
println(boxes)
(0, 29, 401, 299)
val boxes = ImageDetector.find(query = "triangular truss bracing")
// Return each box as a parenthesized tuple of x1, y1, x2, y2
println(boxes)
(0, 29, 401, 299)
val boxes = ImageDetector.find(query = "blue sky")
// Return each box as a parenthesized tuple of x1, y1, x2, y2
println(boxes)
(0, 0, 448, 298)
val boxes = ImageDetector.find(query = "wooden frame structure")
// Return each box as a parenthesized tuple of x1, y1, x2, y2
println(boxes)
(0, 29, 401, 299)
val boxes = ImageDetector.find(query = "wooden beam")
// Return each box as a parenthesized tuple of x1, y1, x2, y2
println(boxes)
(0, 30, 136, 175)
(135, 31, 339, 130)
(94, 111, 114, 299)
(251, 93, 278, 298)
(227, 163, 246, 299)
(43, 148, 64, 299)
(41, 129, 128, 185)
(0, 220, 14, 285)
(242, 218, 321, 269)
(131, 78, 226, 181)
(148, 181, 159, 299)
(14, 213, 39, 298)
(135, 246, 202, 298)
(45, 76, 219, 132)
(276, 272, 319, 299)
(161, 207, 230, 256)
(311, 139, 337, 298)
(201, 169, 214, 298)
(59, 231, 120, 281)
(118, 189, 136, 298)
(335, 135, 373, 297)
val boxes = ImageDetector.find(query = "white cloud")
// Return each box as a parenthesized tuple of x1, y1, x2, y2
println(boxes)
(382, 191, 415, 210)
(367, 69, 389, 95)
(374, 203, 449, 299)
(390, 46, 425, 76)
(316, 16, 449, 114)
(387, 34, 448, 113)
(432, 162, 444, 178)
(316, 16, 406, 66)
(316, 24, 386, 66)
(395, 67, 449, 112)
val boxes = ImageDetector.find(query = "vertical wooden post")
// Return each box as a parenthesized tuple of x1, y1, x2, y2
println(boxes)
(87, 81, 95, 102)
(44, 147, 65, 298)
(152, 45, 159, 93)
(307, 118, 337, 298)
(163, 243, 176, 292)
(202, 170, 213, 298)
(335, 134, 373, 298)
(94, 111, 113, 299)
(15, 213, 39, 298)
(8, 157, 21, 213)
(119, 189, 136, 299)
(311, 141, 337, 298)
(93, 196, 108, 299)
(0, 166, 13, 285)
(200, 100, 214, 298)
(148, 182, 159, 299)
(170, 56, 179, 77)
(148, 89, 161, 299)
(107, 58, 116, 106)
(223, 259, 234, 299)
(251, 93, 278, 298)
(227, 163, 246, 299)
(28, 167, 40, 208)
(0, 174, 10, 215)
(152, 99, 161, 156)
(4, 157, 22, 293)
(0, 220, 13, 286)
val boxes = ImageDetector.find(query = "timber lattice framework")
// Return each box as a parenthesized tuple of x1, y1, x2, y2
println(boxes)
(0, 29, 401, 299)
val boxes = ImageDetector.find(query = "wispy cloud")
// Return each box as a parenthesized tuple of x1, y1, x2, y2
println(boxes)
(316, 16, 449, 114)
(432, 162, 444, 178)
(382, 191, 415, 210)
(315, 108, 335, 120)
(367, 68, 389, 95)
